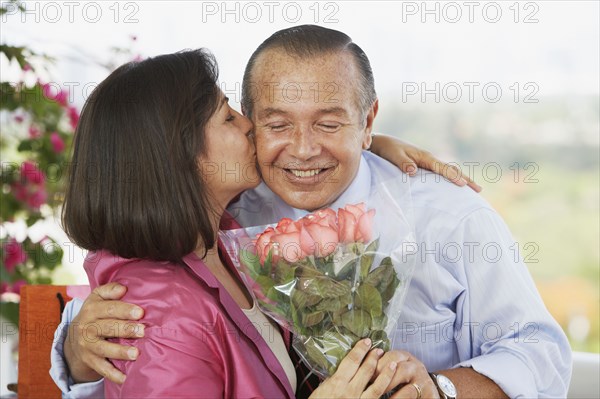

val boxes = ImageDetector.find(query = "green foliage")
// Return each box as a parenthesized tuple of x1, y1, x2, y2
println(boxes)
(0, 1, 77, 325)
(241, 240, 401, 376)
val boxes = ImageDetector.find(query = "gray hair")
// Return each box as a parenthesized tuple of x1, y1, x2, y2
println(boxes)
(242, 25, 377, 120)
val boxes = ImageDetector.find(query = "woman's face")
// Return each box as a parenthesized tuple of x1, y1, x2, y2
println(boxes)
(200, 93, 260, 206)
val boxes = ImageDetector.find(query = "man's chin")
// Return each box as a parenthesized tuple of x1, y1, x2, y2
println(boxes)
(275, 189, 334, 212)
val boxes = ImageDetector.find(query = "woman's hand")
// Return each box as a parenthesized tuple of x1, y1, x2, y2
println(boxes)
(309, 339, 400, 399)
(369, 134, 482, 192)
(375, 350, 440, 399)
(64, 282, 144, 384)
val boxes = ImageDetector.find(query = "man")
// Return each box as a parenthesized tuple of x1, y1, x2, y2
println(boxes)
(52, 25, 571, 398)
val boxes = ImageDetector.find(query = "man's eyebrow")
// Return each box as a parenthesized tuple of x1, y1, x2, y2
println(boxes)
(316, 107, 349, 117)
(258, 107, 349, 120)
(258, 107, 289, 119)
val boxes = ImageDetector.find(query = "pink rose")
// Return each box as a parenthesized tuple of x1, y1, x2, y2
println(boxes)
(299, 226, 315, 255)
(3, 239, 27, 272)
(50, 132, 65, 153)
(338, 208, 358, 243)
(276, 218, 299, 234)
(355, 209, 376, 243)
(256, 227, 276, 266)
(304, 224, 339, 257)
(314, 208, 338, 229)
(337, 204, 376, 244)
(271, 231, 306, 263)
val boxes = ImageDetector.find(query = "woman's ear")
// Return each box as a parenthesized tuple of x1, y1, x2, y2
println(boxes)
(362, 99, 379, 149)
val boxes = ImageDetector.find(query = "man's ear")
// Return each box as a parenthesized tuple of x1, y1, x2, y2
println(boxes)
(362, 99, 379, 149)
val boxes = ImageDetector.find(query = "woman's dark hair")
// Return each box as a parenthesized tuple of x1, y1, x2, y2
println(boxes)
(62, 49, 221, 263)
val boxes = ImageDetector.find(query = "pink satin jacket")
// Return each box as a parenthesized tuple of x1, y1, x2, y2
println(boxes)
(84, 225, 295, 398)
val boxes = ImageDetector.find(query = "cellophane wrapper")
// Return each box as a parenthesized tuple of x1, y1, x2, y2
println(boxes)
(219, 178, 415, 378)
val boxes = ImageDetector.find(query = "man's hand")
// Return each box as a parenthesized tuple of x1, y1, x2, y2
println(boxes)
(375, 350, 439, 399)
(369, 134, 482, 192)
(64, 282, 144, 384)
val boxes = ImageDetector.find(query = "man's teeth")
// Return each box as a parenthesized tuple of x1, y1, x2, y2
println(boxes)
(289, 169, 323, 178)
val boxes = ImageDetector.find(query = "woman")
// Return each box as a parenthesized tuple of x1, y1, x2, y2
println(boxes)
(61, 49, 406, 398)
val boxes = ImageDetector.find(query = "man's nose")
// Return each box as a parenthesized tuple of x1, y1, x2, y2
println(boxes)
(287, 126, 320, 160)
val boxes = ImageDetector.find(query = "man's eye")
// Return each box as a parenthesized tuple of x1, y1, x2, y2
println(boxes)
(319, 124, 340, 131)
(269, 124, 288, 132)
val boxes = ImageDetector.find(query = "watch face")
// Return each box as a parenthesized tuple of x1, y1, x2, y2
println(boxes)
(437, 374, 457, 397)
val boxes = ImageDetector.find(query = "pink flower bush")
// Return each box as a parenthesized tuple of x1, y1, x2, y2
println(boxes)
(66, 106, 79, 130)
(2, 239, 27, 272)
(10, 161, 48, 210)
(28, 125, 41, 138)
(50, 132, 65, 153)
(42, 83, 69, 106)
(20, 161, 45, 185)
(255, 203, 375, 265)
(0, 280, 27, 295)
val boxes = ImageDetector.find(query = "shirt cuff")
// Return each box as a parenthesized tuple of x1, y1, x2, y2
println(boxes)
(49, 298, 105, 398)
(455, 351, 537, 399)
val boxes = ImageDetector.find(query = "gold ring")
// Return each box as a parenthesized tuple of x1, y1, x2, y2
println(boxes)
(411, 383, 422, 399)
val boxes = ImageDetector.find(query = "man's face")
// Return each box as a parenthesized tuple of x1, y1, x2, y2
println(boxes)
(250, 49, 377, 211)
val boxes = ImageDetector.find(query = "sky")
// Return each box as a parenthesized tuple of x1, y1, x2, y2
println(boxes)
(2, 0, 599, 110)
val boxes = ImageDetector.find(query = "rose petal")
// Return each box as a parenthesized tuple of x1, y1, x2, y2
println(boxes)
(356, 209, 376, 243)
(338, 208, 357, 243)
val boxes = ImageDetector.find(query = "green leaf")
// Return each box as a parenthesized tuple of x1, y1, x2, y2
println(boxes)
(379, 268, 401, 304)
(240, 249, 261, 280)
(296, 264, 324, 279)
(0, 302, 20, 327)
(314, 297, 342, 312)
(301, 310, 325, 327)
(360, 238, 380, 280)
(273, 260, 295, 284)
(303, 337, 332, 372)
(371, 314, 388, 330)
(369, 330, 390, 351)
(335, 258, 357, 281)
(355, 283, 383, 317)
(253, 275, 275, 294)
(341, 309, 371, 338)
(364, 256, 394, 288)
(291, 288, 322, 309)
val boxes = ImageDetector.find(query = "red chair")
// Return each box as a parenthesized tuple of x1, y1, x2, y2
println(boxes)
(17, 285, 89, 398)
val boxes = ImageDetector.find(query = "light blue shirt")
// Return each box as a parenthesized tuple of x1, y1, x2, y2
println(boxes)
(51, 152, 572, 398)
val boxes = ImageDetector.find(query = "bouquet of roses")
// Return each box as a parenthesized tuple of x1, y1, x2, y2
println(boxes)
(221, 197, 415, 378)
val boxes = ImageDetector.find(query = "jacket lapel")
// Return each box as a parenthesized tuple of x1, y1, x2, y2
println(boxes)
(182, 248, 295, 398)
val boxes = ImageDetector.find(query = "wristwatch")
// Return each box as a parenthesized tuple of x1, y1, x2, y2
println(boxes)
(430, 373, 457, 399)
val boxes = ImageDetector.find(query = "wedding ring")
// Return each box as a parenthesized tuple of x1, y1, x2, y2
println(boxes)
(411, 382, 422, 399)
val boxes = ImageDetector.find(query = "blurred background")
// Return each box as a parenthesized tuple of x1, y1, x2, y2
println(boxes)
(1, 0, 598, 394)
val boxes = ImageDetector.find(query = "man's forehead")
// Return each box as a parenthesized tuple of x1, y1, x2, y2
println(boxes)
(249, 50, 359, 111)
